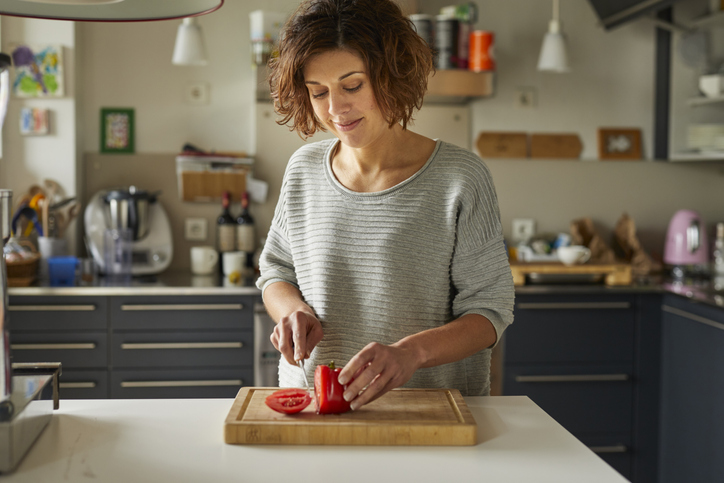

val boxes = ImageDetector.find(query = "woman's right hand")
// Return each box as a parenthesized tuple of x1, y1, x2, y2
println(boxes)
(270, 310, 324, 365)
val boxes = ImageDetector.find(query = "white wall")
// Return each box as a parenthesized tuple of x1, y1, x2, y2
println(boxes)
(0, 17, 78, 251)
(3, 0, 724, 263)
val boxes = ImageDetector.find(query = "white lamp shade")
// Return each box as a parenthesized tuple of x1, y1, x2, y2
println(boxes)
(173, 17, 208, 66)
(537, 30, 570, 73)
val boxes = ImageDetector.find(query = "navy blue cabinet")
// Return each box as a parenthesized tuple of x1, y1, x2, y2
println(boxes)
(8, 294, 256, 400)
(503, 292, 662, 482)
(660, 294, 724, 483)
(8, 296, 110, 399)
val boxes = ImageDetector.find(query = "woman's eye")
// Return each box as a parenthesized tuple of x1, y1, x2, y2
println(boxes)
(345, 84, 362, 93)
(311, 91, 328, 99)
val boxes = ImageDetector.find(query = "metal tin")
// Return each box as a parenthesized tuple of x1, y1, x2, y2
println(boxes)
(469, 30, 495, 72)
(409, 13, 433, 47)
(434, 15, 459, 70)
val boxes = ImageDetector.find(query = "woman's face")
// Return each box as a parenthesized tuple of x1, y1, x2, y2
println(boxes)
(303, 49, 388, 149)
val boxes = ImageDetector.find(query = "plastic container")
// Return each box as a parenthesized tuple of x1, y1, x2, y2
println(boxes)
(47, 256, 79, 287)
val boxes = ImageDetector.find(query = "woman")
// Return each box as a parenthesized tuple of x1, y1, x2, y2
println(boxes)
(257, 0, 514, 411)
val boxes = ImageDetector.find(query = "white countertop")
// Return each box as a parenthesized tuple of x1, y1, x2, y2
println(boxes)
(2, 396, 628, 483)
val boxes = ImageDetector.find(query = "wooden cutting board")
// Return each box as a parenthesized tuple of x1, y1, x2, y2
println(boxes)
(509, 261, 632, 286)
(529, 133, 582, 159)
(224, 387, 477, 446)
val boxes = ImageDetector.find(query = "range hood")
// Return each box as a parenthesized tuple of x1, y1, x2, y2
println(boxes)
(587, 0, 682, 30)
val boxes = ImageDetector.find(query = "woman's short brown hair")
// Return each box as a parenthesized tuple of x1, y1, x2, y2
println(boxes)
(269, 0, 434, 137)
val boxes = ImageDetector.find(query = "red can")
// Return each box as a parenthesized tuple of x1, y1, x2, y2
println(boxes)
(469, 30, 495, 72)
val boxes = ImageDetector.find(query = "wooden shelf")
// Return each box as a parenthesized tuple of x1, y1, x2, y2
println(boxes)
(669, 151, 724, 162)
(691, 10, 724, 29)
(255, 66, 494, 104)
(425, 70, 494, 104)
(687, 95, 724, 107)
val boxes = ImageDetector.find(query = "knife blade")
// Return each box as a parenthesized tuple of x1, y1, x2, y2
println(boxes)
(297, 359, 311, 392)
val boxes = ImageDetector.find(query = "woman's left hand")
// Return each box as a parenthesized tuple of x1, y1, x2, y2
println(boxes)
(337, 341, 422, 411)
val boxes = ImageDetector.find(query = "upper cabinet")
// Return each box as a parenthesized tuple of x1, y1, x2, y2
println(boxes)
(668, 0, 724, 161)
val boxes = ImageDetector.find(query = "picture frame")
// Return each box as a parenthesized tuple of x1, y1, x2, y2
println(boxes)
(10, 44, 65, 98)
(20, 107, 50, 135)
(100, 108, 134, 154)
(598, 128, 642, 160)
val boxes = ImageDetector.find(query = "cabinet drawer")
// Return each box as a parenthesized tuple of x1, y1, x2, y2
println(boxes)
(110, 295, 253, 330)
(58, 370, 109, 399)
(504, 364, 634, 436)
(10, 332, 108, 368)
(111, 331, 252, 368)
(507, 295, 636, 364)
(111, 368, 250, 399)
(580, 435, 632, 481)
(8, 296, 107, 331)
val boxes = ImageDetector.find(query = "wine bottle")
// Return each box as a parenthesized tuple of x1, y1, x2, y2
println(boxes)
(236, 191, 255, 274)
(217, 191, 236, 275)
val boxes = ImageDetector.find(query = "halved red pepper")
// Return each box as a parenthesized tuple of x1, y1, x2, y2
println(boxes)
(265, 388, 312, 414)
(314, 361, 351, 414)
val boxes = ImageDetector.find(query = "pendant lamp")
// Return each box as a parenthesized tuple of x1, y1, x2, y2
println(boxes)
(0, 0, 223, 22)
(172, 17, 208, 66)
(537, 0, 570, 73)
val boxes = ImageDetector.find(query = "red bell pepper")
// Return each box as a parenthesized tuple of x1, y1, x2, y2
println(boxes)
(314, 361, 351, 414)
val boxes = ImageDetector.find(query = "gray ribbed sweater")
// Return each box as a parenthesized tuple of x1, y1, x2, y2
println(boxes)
(257, 138, 514, 396)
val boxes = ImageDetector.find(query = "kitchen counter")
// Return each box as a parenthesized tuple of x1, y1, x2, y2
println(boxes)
(10, 268, 724, 311)
(1, 396, 627, 483)
(8, 271, 262, 296)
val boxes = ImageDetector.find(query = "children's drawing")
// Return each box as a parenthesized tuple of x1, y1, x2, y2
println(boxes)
(11, 44, 64, 98)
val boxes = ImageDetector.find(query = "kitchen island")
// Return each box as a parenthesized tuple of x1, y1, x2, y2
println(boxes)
(2, 396, 627, 483)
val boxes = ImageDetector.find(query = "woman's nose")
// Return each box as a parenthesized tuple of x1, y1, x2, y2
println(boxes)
(327, 92, 350, 116)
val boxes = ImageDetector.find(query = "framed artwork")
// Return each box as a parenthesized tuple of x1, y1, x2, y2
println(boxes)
(100, 108, 135, 154)
(598, 128, 642, 160)
(11, 44, 64, 98)
(20, 107, 50, 135)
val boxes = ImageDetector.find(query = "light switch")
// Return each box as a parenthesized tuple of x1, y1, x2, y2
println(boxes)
(185, 218, 208, 241)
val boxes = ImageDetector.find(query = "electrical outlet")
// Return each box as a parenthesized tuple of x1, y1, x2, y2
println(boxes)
(185, 218, 208, 241)
(185, 82, 210, 105)
(514, 87, 537, 109)
(512, 218, 536, 243)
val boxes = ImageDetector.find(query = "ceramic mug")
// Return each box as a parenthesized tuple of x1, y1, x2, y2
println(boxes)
(190, 246, 219, 275)
(557, 245, 591, 266)
(222, 251, 245, 276)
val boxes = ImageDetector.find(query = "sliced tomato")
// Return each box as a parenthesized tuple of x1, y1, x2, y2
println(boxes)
(265, 388, 312, 414)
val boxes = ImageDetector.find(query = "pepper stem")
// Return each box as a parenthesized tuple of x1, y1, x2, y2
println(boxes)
(329, 361, 335, 370)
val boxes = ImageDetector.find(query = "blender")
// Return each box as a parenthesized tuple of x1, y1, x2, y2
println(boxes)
(0, 54, 59, 473)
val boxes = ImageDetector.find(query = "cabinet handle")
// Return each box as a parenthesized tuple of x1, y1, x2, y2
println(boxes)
(515, 374, 629, 383)
(11, 343, 97, 350)
(120, 304, 243, 311)
(517, 302, 631, 310)
(663, 305, 724, 331)
(120, 379, 242, 388)
(9, 305, 96, 311)
(589, 445, 628, 454)
(59, 382, 97, 389)
(120, 342, 243, 350)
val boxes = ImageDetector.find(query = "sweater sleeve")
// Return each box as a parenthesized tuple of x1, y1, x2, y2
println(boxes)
(256, 175, 299, 295)
(450, 161, 515, 347)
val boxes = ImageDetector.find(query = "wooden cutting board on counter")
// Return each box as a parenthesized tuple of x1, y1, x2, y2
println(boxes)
(510, 261, 632, 286)
(224, 387, 477, 446)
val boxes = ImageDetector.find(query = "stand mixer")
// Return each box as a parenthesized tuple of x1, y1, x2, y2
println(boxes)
(84, 186, 173, 276)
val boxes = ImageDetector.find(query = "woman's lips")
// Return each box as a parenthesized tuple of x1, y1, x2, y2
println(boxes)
(334, 118, 362, 132)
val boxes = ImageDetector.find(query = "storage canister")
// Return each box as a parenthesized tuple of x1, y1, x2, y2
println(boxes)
(409, 14, 433, 48)
(434, 15, 459, 70)
(469, 30, 495, 72)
